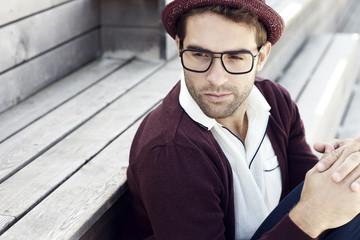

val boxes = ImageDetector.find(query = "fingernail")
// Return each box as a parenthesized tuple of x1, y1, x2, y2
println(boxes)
(352, 182, 360, 192)
(332, 172, 342, 182)
(317, 162, 326, 171)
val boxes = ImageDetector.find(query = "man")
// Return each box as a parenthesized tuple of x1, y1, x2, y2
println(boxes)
(121, 0, 360, 239)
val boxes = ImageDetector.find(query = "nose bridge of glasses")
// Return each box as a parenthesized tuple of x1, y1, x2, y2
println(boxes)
(208, 53, 228, 74)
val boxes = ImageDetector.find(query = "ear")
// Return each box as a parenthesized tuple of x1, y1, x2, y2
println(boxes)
(256, 41, 271, 72)
(175, 35, 181, 55)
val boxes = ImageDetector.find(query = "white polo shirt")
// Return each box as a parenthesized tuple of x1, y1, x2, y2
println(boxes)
(179, 73, 282, 239)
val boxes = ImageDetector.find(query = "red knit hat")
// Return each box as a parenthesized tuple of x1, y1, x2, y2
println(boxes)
(161, 0, 285, 45)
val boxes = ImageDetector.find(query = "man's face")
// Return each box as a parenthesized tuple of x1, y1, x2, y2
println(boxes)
(178, 12, 261, 120)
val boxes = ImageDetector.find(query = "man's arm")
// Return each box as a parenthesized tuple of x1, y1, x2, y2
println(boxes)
(289, 159, 360, 238)
(286, 137, 360, 238)
(128, 143, 231, 240)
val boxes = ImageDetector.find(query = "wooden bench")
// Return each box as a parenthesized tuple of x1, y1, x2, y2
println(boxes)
(0, 0, 101, 113)
(0, 57, 182, 238)
(0, 0, 359, 239)
(261, 0, 350, 81)
(336, 0, 360, 139)
(277, 33, 360, 146)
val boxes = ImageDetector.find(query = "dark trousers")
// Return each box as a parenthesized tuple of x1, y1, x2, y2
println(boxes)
(251, 182, 360, 240)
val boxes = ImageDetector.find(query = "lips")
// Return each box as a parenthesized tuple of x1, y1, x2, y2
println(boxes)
(204, 93, 231, 102)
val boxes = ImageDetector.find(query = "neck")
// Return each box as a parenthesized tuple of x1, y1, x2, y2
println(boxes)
(216, 101, 249, 142)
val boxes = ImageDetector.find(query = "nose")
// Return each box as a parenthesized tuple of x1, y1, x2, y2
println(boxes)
(206, 56, 228, 86)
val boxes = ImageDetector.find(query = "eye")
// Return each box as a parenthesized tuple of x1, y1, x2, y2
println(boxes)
(192, 52, 210, 58)
(227, 54, 245, 61)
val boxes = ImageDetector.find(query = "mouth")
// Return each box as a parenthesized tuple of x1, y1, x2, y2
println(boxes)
(204, 93, 231, 103)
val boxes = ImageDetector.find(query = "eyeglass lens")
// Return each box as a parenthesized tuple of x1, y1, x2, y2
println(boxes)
(181, 50, 255, 74)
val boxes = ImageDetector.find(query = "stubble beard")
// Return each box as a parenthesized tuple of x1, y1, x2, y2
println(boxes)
(184, 72, 253, 119)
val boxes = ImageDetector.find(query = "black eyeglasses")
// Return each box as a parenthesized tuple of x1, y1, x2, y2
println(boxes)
(179, 46, 263, 75)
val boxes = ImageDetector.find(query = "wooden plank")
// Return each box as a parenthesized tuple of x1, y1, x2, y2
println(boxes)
(0, 215, 15, 234)
(336, 0, 357, 30)
(101, 27, 162, 60)
(278, 34, 332, 100)
(0, 119, 140, 240)
(0, 59, 164, 184)
(0, 30, 100, 113)
(259, 0, 316, 80)
(337, 84, 360, 139)
(260, 0, 340, 81)
(0, 0, 99, 73)
(100, 0, 159, 26)
(342, 0, 360, 33)
(0, 0, 72, 27)
(0, 58, 125, 143)
(0, 58, 181, 237)
(297, 34, 360, 145)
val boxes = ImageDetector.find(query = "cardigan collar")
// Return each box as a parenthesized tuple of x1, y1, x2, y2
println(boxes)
(179, 71, 271, 130)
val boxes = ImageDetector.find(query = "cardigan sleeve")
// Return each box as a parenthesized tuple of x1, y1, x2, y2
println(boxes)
(129, 143, 229, 240)
(259, 214, 316, 240)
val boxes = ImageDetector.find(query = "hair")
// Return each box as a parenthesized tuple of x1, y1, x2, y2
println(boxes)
(176, 6, 268, 49)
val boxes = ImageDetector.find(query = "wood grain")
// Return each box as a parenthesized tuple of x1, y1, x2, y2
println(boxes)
(0, 58, 181, 238)
(0, 215, 15, 235)
(259, 0, 340, 81)
(337, 82, 360, 139)
(0, 0, 99, 73)
(0, 0, 72, 27)
(278, 34, 332, 101)
(0, 58, 125, 143)
(100, 0, 159, 26)
(297, 34, 360, 145)
(0, 30, 100, 113)
(0, 59, 165, 183)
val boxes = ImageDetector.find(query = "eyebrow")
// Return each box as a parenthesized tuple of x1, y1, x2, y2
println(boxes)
(185, 44, 252, 53)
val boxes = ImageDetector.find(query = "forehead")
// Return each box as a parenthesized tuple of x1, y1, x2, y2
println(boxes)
(183, 12, 257, 51)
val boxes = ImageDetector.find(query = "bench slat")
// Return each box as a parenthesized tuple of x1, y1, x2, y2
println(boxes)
(342, 1, 360, 33)
(337, 84, 360, 139)
(297, 33, 360, 144)
(0, 30, 100, 113)
(0, 59, 163, 183)
(0, 118, 140, 240)
(0, 215, 15, 234)
(260, 0, 341, 81)
(0, 0, 71, 27)
(278, 34, 333, 101)
(0, 58, 125, 143)
(0, 0, 99, 74)
(0, 58, 181, 237)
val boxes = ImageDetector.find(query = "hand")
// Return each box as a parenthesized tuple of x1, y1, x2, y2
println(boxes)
(313, 137, 360, 191)
(289, 161, 360, 237)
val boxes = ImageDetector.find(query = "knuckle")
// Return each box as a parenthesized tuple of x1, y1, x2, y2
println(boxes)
(331, 138, 341, 149)
(348, 154, 360, 165)
(327, 149, 341, 160)
(343, 145, 359, 156)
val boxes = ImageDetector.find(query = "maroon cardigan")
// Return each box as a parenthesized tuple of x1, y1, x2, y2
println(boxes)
(121, 77, 318, 239)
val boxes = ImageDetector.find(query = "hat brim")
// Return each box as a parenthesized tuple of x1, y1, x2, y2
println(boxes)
(161, 0, 284, 45)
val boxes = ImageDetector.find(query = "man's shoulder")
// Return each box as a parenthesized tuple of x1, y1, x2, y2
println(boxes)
(255, 77, 289, 95)
(131, 81, 210, 153)
(255, 76, 293, 106)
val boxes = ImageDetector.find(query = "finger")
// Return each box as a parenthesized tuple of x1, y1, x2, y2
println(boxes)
(351, 181, 360, 192)
(316, 138, 360, 172)
(316, 148, 343, 172)
(313, 140, 339, 154)
(315, 140, 341, 172)
(332, 152, 360, 183)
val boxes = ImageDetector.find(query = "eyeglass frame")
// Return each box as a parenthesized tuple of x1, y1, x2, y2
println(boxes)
(179, 45, 263, 75)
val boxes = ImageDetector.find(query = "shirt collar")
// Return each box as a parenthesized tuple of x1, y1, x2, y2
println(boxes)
(179, 71, 271, 130)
